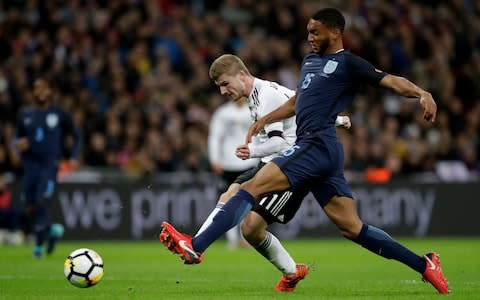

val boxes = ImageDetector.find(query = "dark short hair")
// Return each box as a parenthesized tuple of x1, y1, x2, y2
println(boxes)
(312, 8, 345, 33)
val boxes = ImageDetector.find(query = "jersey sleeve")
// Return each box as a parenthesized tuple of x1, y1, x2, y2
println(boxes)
(345, 52, 387, 86)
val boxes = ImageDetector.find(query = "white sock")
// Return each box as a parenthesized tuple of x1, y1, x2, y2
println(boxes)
(255, 231, 296, 275)
(195, 203, 224, 237)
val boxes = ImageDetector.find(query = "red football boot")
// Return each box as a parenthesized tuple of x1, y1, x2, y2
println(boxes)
(159, 222, 203, 264)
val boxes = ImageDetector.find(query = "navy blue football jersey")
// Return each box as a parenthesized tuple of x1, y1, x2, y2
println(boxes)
(16, 105, 81, 166)
(296, 50, 387, 137)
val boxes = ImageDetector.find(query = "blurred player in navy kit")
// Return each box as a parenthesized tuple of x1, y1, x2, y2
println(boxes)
(15, 78, 81, 258)
(158, 8, 449, 294)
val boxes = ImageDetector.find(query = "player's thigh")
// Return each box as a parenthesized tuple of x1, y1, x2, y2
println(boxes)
(21, 172, 37, 206)
(242, 162, 290, 198)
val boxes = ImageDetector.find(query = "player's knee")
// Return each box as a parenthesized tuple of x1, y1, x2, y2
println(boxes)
(218, 192, 230, 204)
(219, 184, 241, 203)
(338, 223, 362, 240)
(340, 229, 357, 240)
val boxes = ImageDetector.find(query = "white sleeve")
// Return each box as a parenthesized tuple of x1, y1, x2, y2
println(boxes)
(207, 109, 224, 164)
(248, 136, 288, 158)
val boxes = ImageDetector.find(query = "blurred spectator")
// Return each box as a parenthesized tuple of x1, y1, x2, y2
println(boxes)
(0, 0, 478, 182)
(0, 173, 24, 245)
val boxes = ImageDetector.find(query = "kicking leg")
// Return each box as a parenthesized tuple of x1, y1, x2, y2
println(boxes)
(192, 162, 290, 253)
(195, 183, 241, 237)
(159, 162, 290, 263)
(160, 183, 245, 264)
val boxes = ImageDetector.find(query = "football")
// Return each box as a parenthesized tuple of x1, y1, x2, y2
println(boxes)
(64, 248, 104, 288)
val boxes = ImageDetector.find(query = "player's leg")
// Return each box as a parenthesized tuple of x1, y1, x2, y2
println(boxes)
(191, 162, 290, 254)
(315, 139, 427, 277)
(160, 184, 242, 262)
(241, 211, 308, 292)
(195, 183, 241, 236)
(242, 187, 310, 292)
(223, 171, 249, 249)
(160, 167, 261, 262)
(242, 211, 296, 274)
(34, 166, 62, 257)
(21, 171, 40, 255)
(315, 136, 448, 293)
(320, 191, 448, 293)
(194, 182, 246, 249)
(32, 179, 54, 257)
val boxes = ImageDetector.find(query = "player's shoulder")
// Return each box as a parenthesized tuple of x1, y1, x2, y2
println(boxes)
(255, 78, 292, 97)
(303, 52, 318, 62)
(341, 49, 368, 64)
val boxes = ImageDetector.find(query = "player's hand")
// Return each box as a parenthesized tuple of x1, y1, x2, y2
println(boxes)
(246, 119, 266, 143)
(339, 116, 351, 129)
(16, 137, 29, 152)
(235, 144, 250, 160)
(419, 92, 436, 122)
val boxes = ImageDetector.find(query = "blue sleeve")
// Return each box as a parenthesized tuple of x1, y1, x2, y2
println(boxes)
(60, 110, 82, 160)
(345, 52, 387, 86)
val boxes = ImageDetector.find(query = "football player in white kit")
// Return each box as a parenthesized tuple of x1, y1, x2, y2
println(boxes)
(160, 54, 350, 292)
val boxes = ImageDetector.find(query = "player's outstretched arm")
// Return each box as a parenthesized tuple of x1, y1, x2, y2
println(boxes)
(246, 94, 297, 142)
(379, 74, 437, 122)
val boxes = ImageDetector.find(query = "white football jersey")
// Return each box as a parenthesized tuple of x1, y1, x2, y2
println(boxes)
(247, 78, 297, 162)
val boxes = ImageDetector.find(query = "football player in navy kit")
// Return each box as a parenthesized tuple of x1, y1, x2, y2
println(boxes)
(15, 78, 81, 258)
(160, 54, 350, 292)
(159, 8, 448, 294)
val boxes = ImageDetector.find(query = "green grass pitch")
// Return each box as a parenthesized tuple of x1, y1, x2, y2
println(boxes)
(1, 238, 479, 299)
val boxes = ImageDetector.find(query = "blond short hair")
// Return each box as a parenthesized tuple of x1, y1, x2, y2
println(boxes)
(209, 54, 251, 81)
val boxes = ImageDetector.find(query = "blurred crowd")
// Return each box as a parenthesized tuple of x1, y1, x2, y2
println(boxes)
(0, 0, 479, 182)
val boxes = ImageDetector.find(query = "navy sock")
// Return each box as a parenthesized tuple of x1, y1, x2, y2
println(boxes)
(355, 224, 426, 273)
(34, 205, 50, 247)
(192, 189, 255, 253)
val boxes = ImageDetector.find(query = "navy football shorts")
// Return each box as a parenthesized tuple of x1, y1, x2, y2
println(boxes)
(22, 164, 58, 205)
(272, 134, 353, 207)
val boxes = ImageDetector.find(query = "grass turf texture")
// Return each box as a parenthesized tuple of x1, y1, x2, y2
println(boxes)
(0, 238, 479, 299)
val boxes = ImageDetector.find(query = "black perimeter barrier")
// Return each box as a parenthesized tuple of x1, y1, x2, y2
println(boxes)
(11, 173, 480, 240)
